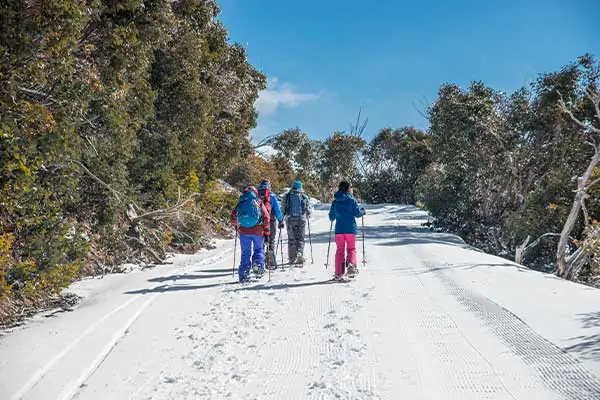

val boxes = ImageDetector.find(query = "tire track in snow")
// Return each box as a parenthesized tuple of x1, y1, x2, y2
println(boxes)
(9, 295, 143, 400)
(411, 272, 515, 399)
(11, 247, 233, 400)
(384, 248, 544, 399)
(431, 265, 600, 400)
(58, 292, 160, 400)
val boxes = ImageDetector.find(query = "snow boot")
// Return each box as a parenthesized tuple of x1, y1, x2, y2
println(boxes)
(252, 263, 265, 278)
(346, 263, 358, 278)
(239, 272, 251, 283)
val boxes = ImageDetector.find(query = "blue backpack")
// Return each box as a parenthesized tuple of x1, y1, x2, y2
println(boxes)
(286, 190, 305, 217)
(236, 191, 261, 228)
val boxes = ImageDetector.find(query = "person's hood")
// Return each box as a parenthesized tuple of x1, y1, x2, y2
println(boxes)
(241, 190, 257, 200)
(333, 191, 354, 202)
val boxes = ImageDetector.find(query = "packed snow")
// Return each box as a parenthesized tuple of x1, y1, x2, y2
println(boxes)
(2, 204, 600, 399)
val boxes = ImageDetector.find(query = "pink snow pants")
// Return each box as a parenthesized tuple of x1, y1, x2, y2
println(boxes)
(335, 234, 357, 275)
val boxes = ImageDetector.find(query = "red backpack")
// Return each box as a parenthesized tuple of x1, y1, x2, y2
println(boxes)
(257, 186, 272, 215)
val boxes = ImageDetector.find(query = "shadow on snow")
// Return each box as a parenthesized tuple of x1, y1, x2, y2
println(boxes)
(564, 311, 600, 361)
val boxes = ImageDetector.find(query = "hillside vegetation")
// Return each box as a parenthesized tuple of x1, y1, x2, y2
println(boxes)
(0, 0, 263, 324)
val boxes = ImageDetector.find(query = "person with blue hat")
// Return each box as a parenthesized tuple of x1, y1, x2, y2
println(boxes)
(282, 180, 311, 266)
(257, 179, 284, 268)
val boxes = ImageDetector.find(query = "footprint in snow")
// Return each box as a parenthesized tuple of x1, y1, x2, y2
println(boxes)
(324, 323, 336, 329)
(308, 381, 327, 389)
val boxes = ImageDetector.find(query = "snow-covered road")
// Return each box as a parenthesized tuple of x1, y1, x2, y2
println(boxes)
(3, 204, 600, 399)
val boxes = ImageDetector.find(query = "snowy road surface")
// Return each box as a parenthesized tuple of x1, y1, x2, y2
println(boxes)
(3, 205, 600, 399)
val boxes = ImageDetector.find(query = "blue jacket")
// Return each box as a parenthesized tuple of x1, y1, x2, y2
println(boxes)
(328, 191, 365, 234)
(270, 192, 284, 222)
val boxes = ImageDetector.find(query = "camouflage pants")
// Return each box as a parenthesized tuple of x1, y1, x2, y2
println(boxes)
(286, 217, 306, 263)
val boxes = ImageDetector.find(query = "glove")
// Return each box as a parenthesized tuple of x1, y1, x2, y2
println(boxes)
(278, 221, 285, 229)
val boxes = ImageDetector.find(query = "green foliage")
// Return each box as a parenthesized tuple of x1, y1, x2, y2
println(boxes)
(360, 127, 432, 204)
(0, 0, 265, 323)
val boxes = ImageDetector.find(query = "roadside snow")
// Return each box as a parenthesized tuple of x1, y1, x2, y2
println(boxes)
(2, 205, 600, 399)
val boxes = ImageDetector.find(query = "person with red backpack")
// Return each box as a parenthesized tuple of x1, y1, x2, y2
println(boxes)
(230, 186, 270, 283)
(257, 179, 284, 268)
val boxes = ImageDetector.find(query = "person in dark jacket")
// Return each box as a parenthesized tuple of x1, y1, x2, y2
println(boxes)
(231, 186, 270, 282)
(282, 180, 312, 265)
(328, 181, 365, 279)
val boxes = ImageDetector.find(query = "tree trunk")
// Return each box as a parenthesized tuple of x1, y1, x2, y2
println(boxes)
(515, 235, 530, 265)
(556, 148, 600, 277)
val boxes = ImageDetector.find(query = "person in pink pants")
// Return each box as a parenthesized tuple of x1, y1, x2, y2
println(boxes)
(328, 181, 366, 279)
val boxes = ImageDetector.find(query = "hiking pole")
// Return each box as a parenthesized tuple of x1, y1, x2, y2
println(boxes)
(232, 229, 238, 277)
(267, 240, 271, 282)
(276, 227, 283, 271)
(307, 217, 314, 264)
(280, 226, 285, 270)
(325, 221, 333, 269)
(361, 215, 366, 267)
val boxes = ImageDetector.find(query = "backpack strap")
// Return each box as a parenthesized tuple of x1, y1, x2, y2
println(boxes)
(283, 192, 290, 215)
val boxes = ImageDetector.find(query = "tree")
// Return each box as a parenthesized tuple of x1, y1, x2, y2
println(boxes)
(362, 127, 432, 203)
(555, 55, 600, 278)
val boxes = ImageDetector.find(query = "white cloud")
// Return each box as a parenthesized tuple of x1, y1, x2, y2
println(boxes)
(254, 77, 320, 116)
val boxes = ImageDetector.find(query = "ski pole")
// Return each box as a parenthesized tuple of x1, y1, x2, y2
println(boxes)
(276, 226, 283, 271)
(325, 221, 333, 269)
(280, 225, 285, 270)
(307, 217, 314, 264)
(267, 239, 271, 282)
(361, 215, 366, 267)
(232, 229, 238, 277)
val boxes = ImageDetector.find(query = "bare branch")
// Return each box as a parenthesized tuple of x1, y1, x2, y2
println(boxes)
(131, 193, 201, 222)
(585, 139, 598, 152)
(581, 198, 591, 227)
(68, 159, 124, 204)
(585, 87, 600, 122)
(83, 135, 99, 156)
(524, 232, 565, 252)
(584, 175, 600, 191)
(558, 91, 600, 134)
(349, 108, 368, 137)
(125, 235, 164, 264)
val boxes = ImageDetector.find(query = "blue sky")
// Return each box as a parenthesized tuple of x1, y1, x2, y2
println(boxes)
(217, 0, 599, 142)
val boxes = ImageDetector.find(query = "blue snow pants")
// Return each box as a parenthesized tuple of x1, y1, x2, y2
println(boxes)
(239, 234, 265, 281)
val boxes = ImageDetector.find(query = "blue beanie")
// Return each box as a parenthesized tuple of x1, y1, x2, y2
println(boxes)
(292, 180, 302, 190)
(258, 179, 270, 190)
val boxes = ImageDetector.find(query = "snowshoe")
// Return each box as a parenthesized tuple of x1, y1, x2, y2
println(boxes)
(294, 256, 305, 268)
(252, 264, 266, 278)
(346, 263, 358, 278)
(332, 274, 351, 282)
